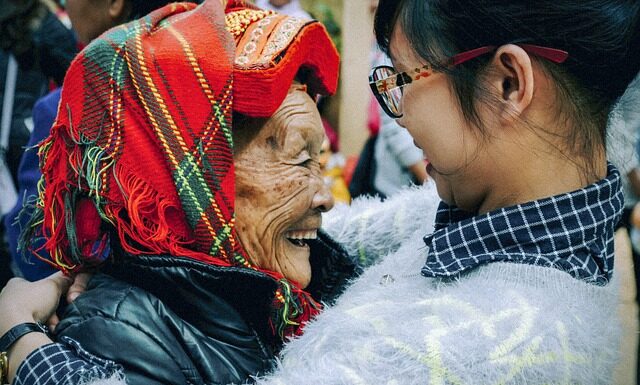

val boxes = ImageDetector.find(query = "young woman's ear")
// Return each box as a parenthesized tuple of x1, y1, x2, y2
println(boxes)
(489, 44, 534, 124)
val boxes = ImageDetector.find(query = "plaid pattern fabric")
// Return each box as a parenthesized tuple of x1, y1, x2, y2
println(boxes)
(422, 163, 623, 284)
(27, 2, 239, 268)
(21, 1, 339, 340)
(15, 337, 123, 385)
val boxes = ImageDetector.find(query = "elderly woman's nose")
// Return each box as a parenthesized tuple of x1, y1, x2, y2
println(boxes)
(313, 181, 335, 212)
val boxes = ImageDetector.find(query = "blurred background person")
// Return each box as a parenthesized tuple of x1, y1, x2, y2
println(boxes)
(370, 48, 427, 198)
(320, 136, 351, 205)
(0, 0, 77, 287)
(349, 0, 427, 200)
(0, 0, 75, 185)
(3, 0, 188, 284)
(318, 97, 350, 204)
(608, 73, 640, 379)
(609, 74, 640, 282)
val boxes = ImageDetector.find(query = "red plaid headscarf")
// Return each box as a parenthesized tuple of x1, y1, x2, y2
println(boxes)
(23, 0, 339, 339)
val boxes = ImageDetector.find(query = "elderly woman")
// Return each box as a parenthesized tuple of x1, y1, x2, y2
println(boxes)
(0, 1, 361, 384)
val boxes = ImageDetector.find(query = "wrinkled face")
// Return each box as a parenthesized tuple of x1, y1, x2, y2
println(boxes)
(234, 88, 334, 288)
(390, 25, 485, 211)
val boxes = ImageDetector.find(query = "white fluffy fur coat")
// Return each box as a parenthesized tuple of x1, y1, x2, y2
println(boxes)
(255, 183, 621, 385)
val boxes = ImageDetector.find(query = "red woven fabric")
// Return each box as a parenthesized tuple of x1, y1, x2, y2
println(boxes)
(227, 0, 339, 117)
(33, 2, 237, 269)
(25, 0, 340, 340)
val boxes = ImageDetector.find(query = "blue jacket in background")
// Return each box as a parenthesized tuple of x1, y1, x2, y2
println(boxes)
(4, 88, 60, 281)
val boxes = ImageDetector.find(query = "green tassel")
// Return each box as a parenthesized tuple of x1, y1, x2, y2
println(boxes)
(64, 192, 83, 265)
(82, 144, 114, 207)
(274, 279, 304, 338)
(16, 189, 45, 262)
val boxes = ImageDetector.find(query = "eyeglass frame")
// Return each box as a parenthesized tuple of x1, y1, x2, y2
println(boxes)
(369, 44, 569, 119)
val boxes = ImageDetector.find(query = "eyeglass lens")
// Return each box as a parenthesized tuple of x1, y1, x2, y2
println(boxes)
(372, 67, 403, 117)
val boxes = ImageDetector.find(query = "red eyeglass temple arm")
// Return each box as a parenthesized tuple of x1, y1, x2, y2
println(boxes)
(519, 44, 569, 64)
(450, 44, 569, 66)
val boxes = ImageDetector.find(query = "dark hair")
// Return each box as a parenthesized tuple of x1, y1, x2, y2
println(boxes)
(375, 0, 640, 173)
(0, 0, 44, 58)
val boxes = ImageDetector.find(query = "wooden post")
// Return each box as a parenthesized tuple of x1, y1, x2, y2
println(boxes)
(338, 0, 373, 156)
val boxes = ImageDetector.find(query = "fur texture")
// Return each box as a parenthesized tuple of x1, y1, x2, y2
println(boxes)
(322, 183, 439, 267)
(257, 185, 621, 385)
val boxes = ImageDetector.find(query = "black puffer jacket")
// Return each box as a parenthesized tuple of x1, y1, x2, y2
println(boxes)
(55, 232, 357, 385)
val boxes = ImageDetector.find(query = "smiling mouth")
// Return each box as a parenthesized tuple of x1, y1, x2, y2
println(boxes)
(285, 229, 318, 248)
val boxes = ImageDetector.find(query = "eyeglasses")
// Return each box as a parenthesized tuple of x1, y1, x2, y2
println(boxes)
(369, 44, 569, 118)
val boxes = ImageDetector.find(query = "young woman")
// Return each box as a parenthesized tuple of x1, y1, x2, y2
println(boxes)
(253, 1, 640, 384)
